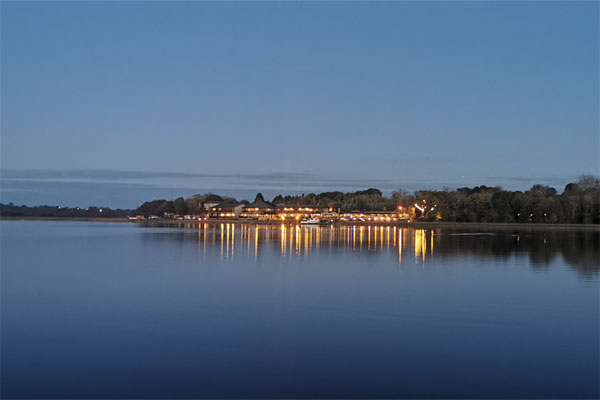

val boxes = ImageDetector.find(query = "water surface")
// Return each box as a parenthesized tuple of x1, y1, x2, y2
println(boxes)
(1, 221, 598, 398)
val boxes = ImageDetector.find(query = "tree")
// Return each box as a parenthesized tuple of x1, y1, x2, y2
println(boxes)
(174, 197, 189, 215)
(576, 175, 600, 190)
(134, 200, 174, 217)
(272, 194, 284, 204)
(185, 198, 202, 215)
(391, 189, 414, 206)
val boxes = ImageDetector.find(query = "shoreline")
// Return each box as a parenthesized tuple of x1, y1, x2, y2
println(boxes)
(0, 216, 131, 222)
(137, 219, 600, 231)
(2, 217, 598, 231)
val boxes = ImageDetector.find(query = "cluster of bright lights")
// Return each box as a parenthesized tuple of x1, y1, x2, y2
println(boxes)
(196, 202, 413, 221)
(414, 200, 436, 215)
(350, 216, 398, 221)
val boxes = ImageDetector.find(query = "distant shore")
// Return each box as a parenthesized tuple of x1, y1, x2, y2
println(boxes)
(2, 217, 598, 231)
(0, 216, 131, 222)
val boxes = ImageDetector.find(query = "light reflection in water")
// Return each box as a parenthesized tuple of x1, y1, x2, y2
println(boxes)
(280, 224, 286, 256)
(430, 229, 434, 257)
(398, 228, 402, 264)
(226, 223, 230, 259)
(193, 223, 443, 265)
(415, 229, 422, 261)
(254, 225, 258, 261)
(171, 222, 600, 277)
(183, 223, 600, 277)
(386, 226, 390, 250)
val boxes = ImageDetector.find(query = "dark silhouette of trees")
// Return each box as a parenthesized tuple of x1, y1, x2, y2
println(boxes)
(173, 197, 189, 215)
(0, 204, 131, 218)
(269, 188, 397, 211)
(133, 200, 175, 217)
(185, 198, 202, 215)
(490, 191, 518, 223)
(557, 176, 600, 224)
(272, 194, 284, 204)
(412, 177, 599, 224)
(125, 175, 599, 224)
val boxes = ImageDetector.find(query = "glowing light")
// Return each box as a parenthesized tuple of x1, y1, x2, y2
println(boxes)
(281, 224, 286, 255)
(428, 229, 434, 256)
(398, 228, 403, 264)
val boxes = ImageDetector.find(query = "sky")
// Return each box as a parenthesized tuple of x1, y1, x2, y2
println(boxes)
(1, 1, 598, 208)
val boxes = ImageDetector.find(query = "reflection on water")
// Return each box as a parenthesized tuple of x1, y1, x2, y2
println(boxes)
(2, 221, 598, 399)
(154, 222, 599, 278)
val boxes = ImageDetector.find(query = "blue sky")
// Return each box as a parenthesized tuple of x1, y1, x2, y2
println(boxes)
(1, 1, 598, 208)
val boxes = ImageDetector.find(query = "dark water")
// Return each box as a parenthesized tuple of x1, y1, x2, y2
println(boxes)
(1, 221, 598, 399)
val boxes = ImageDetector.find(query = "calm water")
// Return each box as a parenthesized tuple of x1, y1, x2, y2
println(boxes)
(1, 221, 598, 399)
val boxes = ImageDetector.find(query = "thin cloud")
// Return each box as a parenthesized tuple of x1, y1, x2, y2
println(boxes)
(0, 168, 400, 189)
(487, 176, 570, 188)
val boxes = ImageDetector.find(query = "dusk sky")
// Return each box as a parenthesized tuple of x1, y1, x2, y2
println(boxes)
(1, 1, 598, 208)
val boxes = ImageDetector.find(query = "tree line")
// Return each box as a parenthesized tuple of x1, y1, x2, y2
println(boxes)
(131, 176, 599, 224)
(0, 204, 132, 218)
(133, 194, 239, 217)
(4, 175, 596, 224)
(409, 176, 599, 224)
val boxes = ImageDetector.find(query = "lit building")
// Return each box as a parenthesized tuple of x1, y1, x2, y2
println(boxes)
(208, 201, 245, 218)
(241, 199, 277, 219)
(342, 210, 410, 222)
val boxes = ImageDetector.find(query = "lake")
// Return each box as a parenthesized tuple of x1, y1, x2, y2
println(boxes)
(1, 221, 598, 398)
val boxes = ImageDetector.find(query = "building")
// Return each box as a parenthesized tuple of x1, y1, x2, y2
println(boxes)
(342, 210, 410, 222)
(203, 201, 222, 211)
(208, 201, 245, 218)
(275, 204, 321, 221)
(241, 199, 277, 219)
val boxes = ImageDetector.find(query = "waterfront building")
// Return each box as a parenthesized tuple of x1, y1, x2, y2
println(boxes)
(208, 201, 245, 218)
(241, 199, 277, 219)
